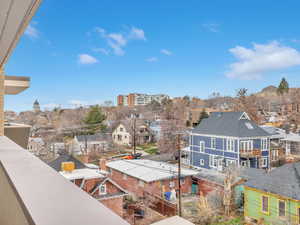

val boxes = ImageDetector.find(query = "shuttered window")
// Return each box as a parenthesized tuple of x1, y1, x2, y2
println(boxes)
(262, 196, 269, 213)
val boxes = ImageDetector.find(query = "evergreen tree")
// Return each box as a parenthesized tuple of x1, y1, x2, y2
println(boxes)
(277, 77, 289, 95)
(83, 105, 106, 134)
(194, 109, 209, 127)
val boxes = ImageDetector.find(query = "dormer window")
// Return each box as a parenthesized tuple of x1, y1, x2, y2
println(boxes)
(239, 112, 250, 120)
(99, 184, 106, 195)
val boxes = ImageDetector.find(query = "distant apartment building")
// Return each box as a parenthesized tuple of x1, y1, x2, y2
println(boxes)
(117, 93, 169, 106)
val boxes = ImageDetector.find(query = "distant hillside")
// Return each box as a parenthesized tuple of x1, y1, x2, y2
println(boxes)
(256, 85, 278, 97)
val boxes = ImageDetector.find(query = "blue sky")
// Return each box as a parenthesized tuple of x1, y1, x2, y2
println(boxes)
(5, 0, 300, 111)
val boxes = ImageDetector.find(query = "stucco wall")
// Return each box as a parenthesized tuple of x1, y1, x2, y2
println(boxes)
(0, 165, 30, 225)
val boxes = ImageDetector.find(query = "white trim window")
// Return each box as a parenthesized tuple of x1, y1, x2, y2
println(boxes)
(227, 139, 235, 152)
(261, 157, 268, 167)
(209, 155, 219, 168)
(240, 140, 253, 152)
(200, 159, 205, 166)
(211, 138, 216, 149)
(138, 180, 145, 187)
(199, 141, 205, 153)
(99, 184, 106, 195)
(278, 200, 286, 217)
(241, 160, 248, 167)
(262, 138, 268, 150)
(226, 159, 236, 167)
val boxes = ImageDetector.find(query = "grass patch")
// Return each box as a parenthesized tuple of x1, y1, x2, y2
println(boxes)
(210, 216, 244, 225)
(145, 147, 158, 155)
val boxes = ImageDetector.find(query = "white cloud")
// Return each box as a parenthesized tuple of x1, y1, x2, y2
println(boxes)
(291, 39, 300, 43)
(78, 54, 98, 65)
(226, 41, 300, 80)
(42, 103, 60, 110)
(160, 49, 172, 56)
(94, 26, 146, 56)
(146, 57, 158, 62)
(202, 23, 220, 33)
(129, 27, 146, 40)
(25, 24, 39, 38)
(93, 48, 110, 55)
(68, 100, 88, 107)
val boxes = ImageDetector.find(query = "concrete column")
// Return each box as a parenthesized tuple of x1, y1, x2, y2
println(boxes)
(0, 67, 4, 136)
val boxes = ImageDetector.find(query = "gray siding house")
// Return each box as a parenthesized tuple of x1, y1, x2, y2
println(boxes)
(186, 112, 270, 171)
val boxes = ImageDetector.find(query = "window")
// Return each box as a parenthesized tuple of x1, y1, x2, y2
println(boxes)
(226, 159, 236, 166)
(180, 178, 185, 184)
(138, 180, 145, 187)
(245, 122, 254, 129)
(209, 155, 218, 168)
(99, 184, 106, 195)
(278, 200, 286, 217)
(123, 174, 127, 180)
(262, 139, 268, 150)
(241, 161, 248, 167)
(200, 141, 205, 153)
(261, 158, 268, 167)
(227, 139, 235, 152)
(200, 159, 205, 166)
(169, 181, 175, 188)
(272, 150, 279, 161)
(120, 127, 123, 132)
(240, 140, 253, 152)
(262, 195, 269, 213)
(211, 138, 216, 149)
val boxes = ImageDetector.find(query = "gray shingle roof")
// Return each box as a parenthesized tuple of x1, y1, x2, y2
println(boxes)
(48, 154, 86, 172)
(192, 112, 270, 137)
(76, 134, 111, 143)
(245, 162, 300, 200)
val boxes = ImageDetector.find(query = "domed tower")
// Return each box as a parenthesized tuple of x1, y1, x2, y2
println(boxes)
(33, 100, 41, 113)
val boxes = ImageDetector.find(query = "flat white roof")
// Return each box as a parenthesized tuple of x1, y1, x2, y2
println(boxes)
(106, 160, 198, 183)
(151, 216, 195, 225)
(60, 168, 105, 180)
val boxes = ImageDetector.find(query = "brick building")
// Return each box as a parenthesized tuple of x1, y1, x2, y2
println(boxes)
(48, 154, 128, 217)
(117, 93, 169, 107)
(105, 159, 198, 198)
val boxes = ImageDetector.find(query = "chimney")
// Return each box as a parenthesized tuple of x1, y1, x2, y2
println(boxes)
(99, 158, 107, 171)
(82, 154, 89, 164)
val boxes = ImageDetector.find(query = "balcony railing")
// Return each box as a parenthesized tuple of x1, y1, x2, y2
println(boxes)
(240, 149, 262, 158)
(0, 136, 129, 225)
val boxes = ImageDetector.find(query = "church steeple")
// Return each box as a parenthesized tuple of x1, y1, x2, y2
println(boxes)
(33, 99, 40, 113)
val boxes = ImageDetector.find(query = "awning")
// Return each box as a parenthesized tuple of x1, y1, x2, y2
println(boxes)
(4, 75, 30, 94)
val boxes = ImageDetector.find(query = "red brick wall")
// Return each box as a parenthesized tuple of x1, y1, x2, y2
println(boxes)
(117, 95, 124, 106)
(100, 197, 124, 217)
(109, 168, 192, 198)
(128, 94, 135, 107)
(197, 179, 223, 196)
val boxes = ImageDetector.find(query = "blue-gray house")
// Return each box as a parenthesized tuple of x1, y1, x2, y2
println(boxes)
(186, 112, 270, 171)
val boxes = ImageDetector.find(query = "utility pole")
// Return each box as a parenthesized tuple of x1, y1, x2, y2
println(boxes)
(132, 113, 137, 155)
(177, 134, 182, 216)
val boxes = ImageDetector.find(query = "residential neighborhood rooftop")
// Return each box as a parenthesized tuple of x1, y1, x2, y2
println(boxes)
(60, 168, 105, 180)
(48, 154, 86, 172)
(76, 133, 112, 142)
(106, 159, 198, 182)
(245, 162, 300, 200)
(192, 112, 270, 137)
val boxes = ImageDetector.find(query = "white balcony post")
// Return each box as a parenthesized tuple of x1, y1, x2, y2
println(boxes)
(0, 67, 4, 136)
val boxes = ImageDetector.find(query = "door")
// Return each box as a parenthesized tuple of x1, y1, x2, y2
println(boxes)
(192, 183, 198, 194)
